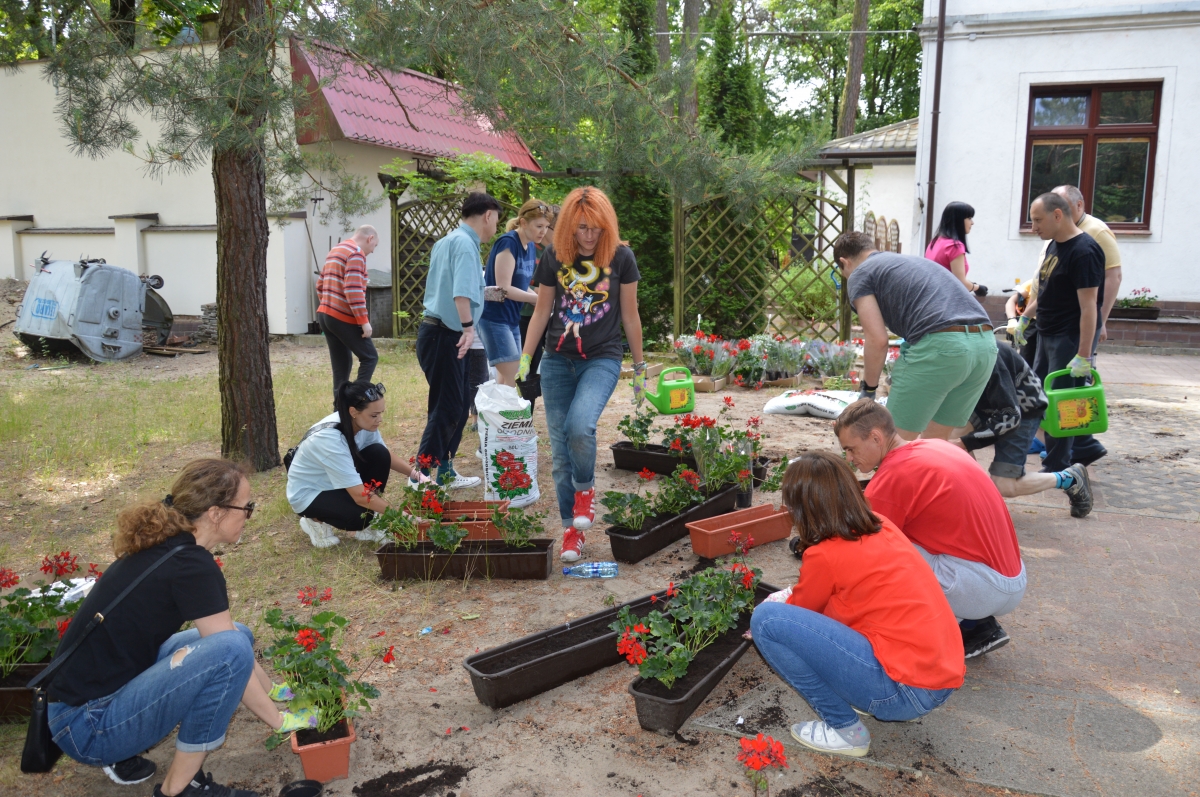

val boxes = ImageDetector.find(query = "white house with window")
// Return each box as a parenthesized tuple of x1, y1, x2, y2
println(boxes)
(908, 0, 1197, 303)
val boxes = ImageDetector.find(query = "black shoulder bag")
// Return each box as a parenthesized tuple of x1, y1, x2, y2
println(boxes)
(21, 545, 185, 773)
(283, 421, 340, 471)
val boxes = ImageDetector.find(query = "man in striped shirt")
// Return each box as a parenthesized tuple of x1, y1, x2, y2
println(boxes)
(317, 225, 379, 398)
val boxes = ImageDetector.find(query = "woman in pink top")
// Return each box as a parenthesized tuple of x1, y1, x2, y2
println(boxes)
(925, 201, 986, 298)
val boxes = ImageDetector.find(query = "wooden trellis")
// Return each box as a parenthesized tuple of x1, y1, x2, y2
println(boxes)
(388, 193, 515, 336)
(673, 187, 851, 342)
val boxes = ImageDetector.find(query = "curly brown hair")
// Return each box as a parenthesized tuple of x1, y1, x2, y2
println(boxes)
(113, 459, 248, 557)
(782, 451, 881, 554)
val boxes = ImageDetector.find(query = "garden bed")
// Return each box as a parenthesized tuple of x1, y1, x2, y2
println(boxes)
(463, 589, 668, 709)
(610, 442, 696, 475)
(374, 540, 554, 581)
(606, 485, 739, 563)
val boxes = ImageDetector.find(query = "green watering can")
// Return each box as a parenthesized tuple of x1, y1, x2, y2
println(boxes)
(1041, 368, 1108, 437)
(642, 367, 696, 415)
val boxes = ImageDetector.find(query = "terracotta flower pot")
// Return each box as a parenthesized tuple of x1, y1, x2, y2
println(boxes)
(291, 720, 355, 783)
(416, 519, 502, 541)
(685, 504, 792, 559)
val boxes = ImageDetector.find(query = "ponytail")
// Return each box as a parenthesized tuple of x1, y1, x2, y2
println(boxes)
(114, 458, 248, 557)
(335, 381, 386, 463)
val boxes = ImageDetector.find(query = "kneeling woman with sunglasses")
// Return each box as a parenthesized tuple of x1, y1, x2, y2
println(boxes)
(48, 459, 311, 797)
(286, 381, 425, 548)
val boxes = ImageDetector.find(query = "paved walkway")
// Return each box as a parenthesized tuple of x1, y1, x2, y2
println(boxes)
(1098, 351, 1200, 387)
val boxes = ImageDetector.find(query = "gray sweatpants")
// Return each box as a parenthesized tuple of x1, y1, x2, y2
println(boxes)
(914, 545, 1027, 621)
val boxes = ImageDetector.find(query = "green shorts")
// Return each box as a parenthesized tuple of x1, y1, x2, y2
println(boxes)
(887, 331, 998, 433)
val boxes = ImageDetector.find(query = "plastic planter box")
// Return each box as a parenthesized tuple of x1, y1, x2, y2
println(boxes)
(686, 505, 792, 559)
(605, 485, 739, 563)
(610, 442, 696, 475)
(374, 540, 553, 581)
(628, 582, 777, 735)
(416, 519, 501, 541)
(0, 663, 48, 722)
(463, 589, 668, 709)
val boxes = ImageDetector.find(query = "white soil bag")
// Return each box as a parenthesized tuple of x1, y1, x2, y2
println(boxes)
(475, 380, 540, 509)
(763, 390, 886, 419)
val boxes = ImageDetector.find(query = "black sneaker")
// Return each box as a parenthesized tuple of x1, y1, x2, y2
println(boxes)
(153, 770, 261, 797)
(1064, 463, 1094, 518)
(962, 617, 1010, 659)
(1071, 444, 1107, 467)
(104, 756, 156, 785)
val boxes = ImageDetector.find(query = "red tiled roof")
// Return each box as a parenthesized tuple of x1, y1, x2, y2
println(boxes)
(291, 41, 540, 172)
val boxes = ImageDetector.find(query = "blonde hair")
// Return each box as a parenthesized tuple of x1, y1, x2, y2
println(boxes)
(504, 198, 555, 233)
(552, 187, 624, 269)
(114, 459, 248, 557)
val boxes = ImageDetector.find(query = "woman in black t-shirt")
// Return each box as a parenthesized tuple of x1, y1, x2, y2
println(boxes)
(47, 460, 313, 797)
(516, 187, 646, 563)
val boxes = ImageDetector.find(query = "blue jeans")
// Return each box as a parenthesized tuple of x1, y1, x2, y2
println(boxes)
(751, 603, 955, 730)
(539, 353, 621, 524)
(476, 318, 522, 365)
(49, 625, 255, 765)
(1032, 330, 1106, 472)
(987, 414, 1043, 478)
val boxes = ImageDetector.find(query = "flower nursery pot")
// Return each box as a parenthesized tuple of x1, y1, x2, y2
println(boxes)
(278, 780, 324, 797)
(0, 662, 49, 722)
(686, 505, 792, 559)
(735, 487, 753, 508)
(291, 720, 355, 783)
(610, 442, 696, 475)
(463, 588, 669, 709)
(627, 582, 777, 735)
(605, 485, 739, 563)
(1108, 306, 1160, 320)
(751, 456, 769, 488)
(375, 539, 554, 581)
(416, 519, 503, 541)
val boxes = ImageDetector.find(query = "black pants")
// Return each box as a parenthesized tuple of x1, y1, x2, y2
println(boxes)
(299, 443, 390, 531)
(467, 348, 489, 419)
(517, 313, 545, 411)
(318, 312, 379, 398)
(416, 321, 470, 474)
(1033, 330, 1106, 472)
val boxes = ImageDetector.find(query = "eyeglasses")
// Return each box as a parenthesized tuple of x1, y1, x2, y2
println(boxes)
(221, 501, 256, 519)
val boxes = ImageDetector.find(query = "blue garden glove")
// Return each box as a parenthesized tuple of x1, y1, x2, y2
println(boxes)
(1012, 316, 1031, 346)
(515, 353, 532, 382)
(631, 364, 647, 406)
(1068, 355, 1092, 378)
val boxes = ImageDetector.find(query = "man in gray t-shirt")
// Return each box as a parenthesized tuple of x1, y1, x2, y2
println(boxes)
(836, 232, 998, 440)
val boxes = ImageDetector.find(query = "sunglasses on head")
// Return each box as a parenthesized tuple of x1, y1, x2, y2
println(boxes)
(362, 383, 386, 402)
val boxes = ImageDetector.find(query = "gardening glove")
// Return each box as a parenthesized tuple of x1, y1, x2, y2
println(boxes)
(1012, 316, 1031, 346)
(764, 586, 793, 604)
(631, 364, 647, 406)
(1068, 354, 1092, 378)
(268, 683, 294, 702)
(973, 284, 989, 298)
(515, 353, 532, 382)
(278, 706, 319, 733)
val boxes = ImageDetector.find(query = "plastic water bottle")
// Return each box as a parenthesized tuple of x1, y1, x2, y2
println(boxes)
(562, 562, 619, 578)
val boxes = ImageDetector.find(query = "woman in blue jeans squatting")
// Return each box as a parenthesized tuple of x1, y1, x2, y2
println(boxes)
(516, 186, 646, 562)
(478, 199, 554, 386)
(750, 452, 965, 758)
(48, 459, 314, 797)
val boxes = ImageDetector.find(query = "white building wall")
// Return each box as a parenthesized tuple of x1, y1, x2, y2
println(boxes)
(913, 1, 1200, 300)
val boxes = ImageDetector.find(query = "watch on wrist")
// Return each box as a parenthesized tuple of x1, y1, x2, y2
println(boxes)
(460, 319, 473, 328)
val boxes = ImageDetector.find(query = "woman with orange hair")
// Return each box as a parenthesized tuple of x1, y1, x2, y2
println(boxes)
(516, 186, 646, 562)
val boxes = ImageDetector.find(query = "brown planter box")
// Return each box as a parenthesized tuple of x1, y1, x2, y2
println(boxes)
(0, 662, 49, 722)
(1108, 307, 1161, 320)
(375, 539, 554, 581)
(611, 442, 696, 475)
(686, 505, 792, 558)
(693, 375, 727, 393)
(416, 519, 502, 541)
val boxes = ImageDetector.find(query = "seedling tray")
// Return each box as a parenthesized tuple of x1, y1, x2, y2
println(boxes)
(375, 540, 553, 581)
(606, 485, 739, 563)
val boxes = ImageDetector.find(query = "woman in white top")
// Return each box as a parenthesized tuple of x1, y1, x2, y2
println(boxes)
(285, 382, 424, 547)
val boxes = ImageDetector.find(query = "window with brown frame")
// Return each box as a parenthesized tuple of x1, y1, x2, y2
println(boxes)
(1021, 82, 1161, 231)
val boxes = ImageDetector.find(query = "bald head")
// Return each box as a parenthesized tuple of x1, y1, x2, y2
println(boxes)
(352, 225, 379, 256)
(1052, 185, 1085, 223)
(1029, 192, 1078, 242)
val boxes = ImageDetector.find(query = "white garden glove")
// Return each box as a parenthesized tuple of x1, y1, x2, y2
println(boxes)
(1012, 316, 1031, 346)
(1068, 355, 1091, 378)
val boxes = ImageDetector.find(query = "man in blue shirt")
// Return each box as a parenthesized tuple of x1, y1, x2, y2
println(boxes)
(416, 192, 501, 487)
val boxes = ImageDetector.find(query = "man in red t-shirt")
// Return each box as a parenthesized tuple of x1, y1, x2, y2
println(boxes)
(833, 399, 1026, 659)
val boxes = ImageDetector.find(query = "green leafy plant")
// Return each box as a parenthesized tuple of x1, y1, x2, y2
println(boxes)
(651, 466, 705, 516)
(674, 331, 733, 378)
(0, 556, 87, 677)
(805, 341, 857, 377)
(1115, 287, 1157, 309)
(601, 468, 658, 531)
(610, 561, 761, 689)
(617, 406, 657, 450)
(759, 460, 789, 493)
(367, 508, 421, 551)
(262, 588, 380, 749)
(428, 521, 469, 554)
(493, 506, 546, 549)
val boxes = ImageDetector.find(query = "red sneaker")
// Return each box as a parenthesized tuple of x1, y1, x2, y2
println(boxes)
(572, 489, 596, 530)
(560, 527, 585, 563)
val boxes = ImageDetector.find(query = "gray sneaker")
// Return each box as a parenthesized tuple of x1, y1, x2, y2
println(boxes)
(1064, 463, 1093, 518)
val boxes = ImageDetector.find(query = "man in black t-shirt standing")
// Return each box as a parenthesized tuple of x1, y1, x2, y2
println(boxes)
(1015, 192, 1107, 491)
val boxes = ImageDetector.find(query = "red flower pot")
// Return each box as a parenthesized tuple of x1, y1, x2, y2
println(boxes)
(291, 719, 355, 782)
(417, 519, 503, 541)
(685, 505, 792, 559)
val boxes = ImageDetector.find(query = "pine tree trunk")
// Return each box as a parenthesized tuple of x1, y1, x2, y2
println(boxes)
(212, 0, 280, 471)
(655, 0, 670, 69)
(680, 0, 700, 121)
(837, 0, 869, 138)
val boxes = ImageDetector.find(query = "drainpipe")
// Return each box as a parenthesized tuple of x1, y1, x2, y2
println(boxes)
(923, 0, 947, 249)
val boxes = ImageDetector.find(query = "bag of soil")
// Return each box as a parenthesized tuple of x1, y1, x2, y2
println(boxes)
(475, 381, 540, 509)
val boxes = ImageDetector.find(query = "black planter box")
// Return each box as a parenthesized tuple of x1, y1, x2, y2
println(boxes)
(611, 442, 696, 475)
(1108, 306, 1160, 320)
(463, 589, 669, 709)
(375, 540, 553, 581)
(606, 485, 739, 563)
(628, 582, 777, 735)
(0, 662, 49, 723)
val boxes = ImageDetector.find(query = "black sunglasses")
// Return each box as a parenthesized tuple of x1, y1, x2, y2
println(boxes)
(221, 501, 256, 519)
(362, 383, 386, 402)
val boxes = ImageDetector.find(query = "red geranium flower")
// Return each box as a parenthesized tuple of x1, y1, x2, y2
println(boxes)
(679, 470, 701, 490)
(214, 556, 224, 569)
(295, 629, 324, 652)
(738, 469, 752, 481)
(730, 562, 756, 590)
(637, 468, 656, 482)
(40, 551, 79, 578)
(723, 396, 735, 408)
(746, 416, 762, 428)
(56, 618, 70, 638)
(87, 563, 103, 579)
(0, 568, 19, 589)
(617, 630, 648, 665)
(666, 581, 677, 597)
(382, 645, 396, 664)
(361, 479, 382, 498)
(297, 586, 332, 607)
(737, 733, 788, 772)
(669, 438, 684, 452)
(737, 339, 752, 351)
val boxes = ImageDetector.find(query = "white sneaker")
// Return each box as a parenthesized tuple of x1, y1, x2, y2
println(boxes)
(448, 474, 481, 490)
(475, 448, 484, 460)
(354, 527, 387, 543)
(791, 721, 870, 758)
(299, 517, 340, 548)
